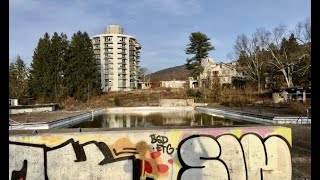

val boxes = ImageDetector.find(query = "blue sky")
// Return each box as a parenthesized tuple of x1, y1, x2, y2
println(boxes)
(9, 0, 310, 72)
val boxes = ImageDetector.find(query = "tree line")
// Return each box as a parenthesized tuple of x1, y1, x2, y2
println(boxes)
(233, 17, 311, 91)
(9, 31, 101, 102)
(185, 17, 310, 92)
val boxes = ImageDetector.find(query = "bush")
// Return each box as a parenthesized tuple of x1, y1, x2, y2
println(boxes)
(186, 89, 195, 97)
(220, 96, 254, 107)
(114, 96, 121, 106)
(195, 90, 203, 98)
(287, 101, 308, 115)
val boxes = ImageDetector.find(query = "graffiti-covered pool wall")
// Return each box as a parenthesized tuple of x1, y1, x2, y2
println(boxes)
(9, 126, 292, 180)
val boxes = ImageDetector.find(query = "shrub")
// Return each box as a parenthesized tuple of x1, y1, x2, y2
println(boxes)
(220, 96, 254, 107)
(287, 101, 308, 115)
(195, 90, 203, 98)
(114, 96, 121, 106)
(186, 89, 195, 97)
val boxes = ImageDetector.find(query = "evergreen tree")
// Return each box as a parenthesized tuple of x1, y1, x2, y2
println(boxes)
(65, 31, 101, 101)
(185, 32, 214, 78)
(49, 32, 69, 100)
(9, 56, 29, 99)
(29, 33, 51, 99)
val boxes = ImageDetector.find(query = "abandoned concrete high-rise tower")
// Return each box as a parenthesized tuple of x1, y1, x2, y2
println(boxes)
(91, 25, 141, 91)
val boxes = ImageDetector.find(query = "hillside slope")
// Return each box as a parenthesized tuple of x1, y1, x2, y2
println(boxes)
(147, 65, 191, 81)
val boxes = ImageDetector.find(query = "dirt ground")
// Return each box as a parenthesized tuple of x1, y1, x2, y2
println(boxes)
(285, 124, 311, 179)
(9, 104, 311, 179)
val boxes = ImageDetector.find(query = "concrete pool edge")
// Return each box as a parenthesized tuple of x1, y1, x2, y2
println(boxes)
(9, 108, 105, 130)
(196, 106, 311, 124)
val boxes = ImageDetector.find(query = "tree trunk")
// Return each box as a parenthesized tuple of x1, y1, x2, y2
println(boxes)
(257, 81, 261, 93)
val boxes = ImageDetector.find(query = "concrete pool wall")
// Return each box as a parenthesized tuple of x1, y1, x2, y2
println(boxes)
(9, 126, 292, 180)
(9, 106, 310, 131)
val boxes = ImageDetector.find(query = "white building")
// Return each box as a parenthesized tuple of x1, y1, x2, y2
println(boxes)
(160, 80, 186, 89)
(91, 25, 141, 91)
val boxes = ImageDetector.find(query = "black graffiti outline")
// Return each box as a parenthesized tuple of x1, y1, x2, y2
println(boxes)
(11, 159, 28, 180)
(9, 139, 141, 180)
(177, 133, 291, 180)
(177, 134, 230, 180)
(113, 148, 139, 156)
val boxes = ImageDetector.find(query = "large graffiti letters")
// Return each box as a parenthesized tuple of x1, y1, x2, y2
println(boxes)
(9, 139, 139, 180)
(9, 128, 292, 180)
(177, 135, 230, 180)
(177, 133, 291, 180)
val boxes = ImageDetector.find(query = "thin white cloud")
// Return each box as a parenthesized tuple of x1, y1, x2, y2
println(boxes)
(142, 0, 202, 15)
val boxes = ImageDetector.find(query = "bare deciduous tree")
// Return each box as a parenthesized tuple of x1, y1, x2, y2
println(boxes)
(234, 29, 268, 92)
(138, 67, 151, 82)
(233, 18, 311, 89)
(267, 23, 310, 88)
(292, 18, 311, 77)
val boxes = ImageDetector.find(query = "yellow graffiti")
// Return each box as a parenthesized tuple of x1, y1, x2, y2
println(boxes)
(230, 129, 243, 138)
(12, 134, 110, 147)
(16, 135, 65, 146)
(76, 134, 109, 144)
(168, 131, 182, 180)
(272, 127, 292, 146)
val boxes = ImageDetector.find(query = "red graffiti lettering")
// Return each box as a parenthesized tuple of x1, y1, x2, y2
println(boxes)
(144, 161, 153, 174)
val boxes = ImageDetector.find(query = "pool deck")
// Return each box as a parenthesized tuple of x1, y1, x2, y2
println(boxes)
(9, 108, 105, 130)
(9, 109, 99, 124)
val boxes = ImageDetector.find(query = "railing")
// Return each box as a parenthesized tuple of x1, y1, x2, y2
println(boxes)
(273, 116, 311, 124)
(118, 61, 126, 65)
(105, 76, 114, 79)
(9, 119, 25, 130)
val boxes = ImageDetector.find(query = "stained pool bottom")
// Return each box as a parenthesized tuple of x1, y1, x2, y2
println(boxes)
(70, 111, 257, 128)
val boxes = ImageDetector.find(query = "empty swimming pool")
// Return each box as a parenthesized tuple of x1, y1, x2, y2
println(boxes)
(69, 109, 257, 128)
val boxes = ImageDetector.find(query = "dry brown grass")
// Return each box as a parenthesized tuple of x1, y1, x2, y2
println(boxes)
(285, 101, 310, 115)
(58, 88, 190, 109)
(53, 88, 310, 114)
